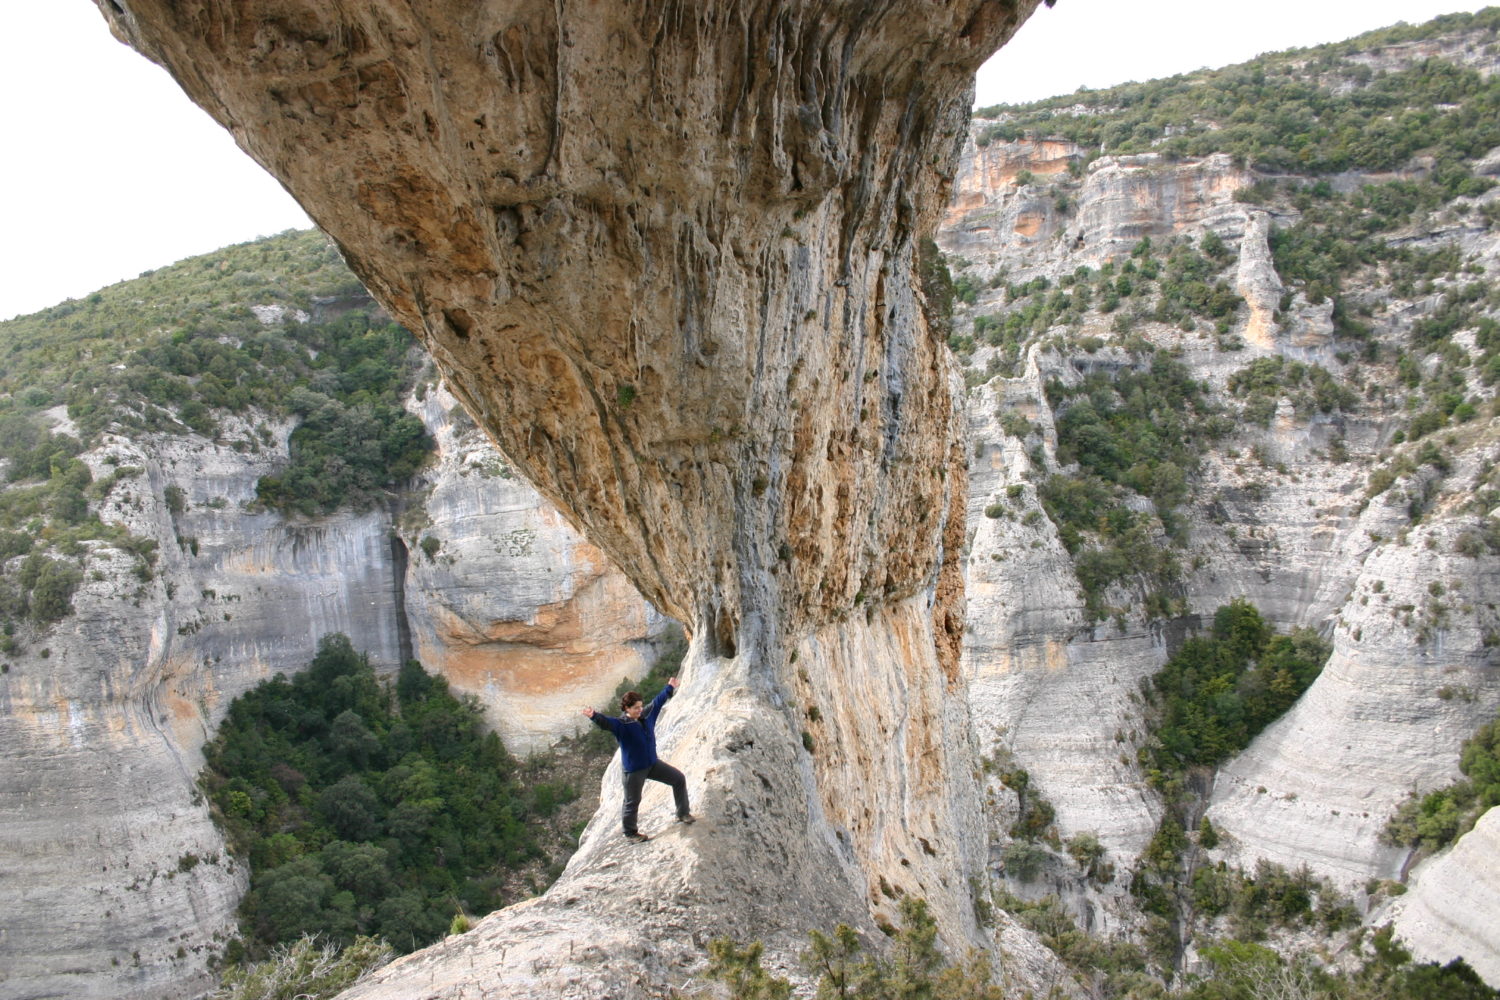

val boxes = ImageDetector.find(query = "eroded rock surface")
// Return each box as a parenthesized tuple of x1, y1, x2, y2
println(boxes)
(93, 0, 1044, 996)
(1391, 807, 1500, 982)
(404, 383, 666, 754)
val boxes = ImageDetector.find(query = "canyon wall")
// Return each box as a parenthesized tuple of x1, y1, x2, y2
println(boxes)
(6, 8, 1500, 997)
(943, 118, 1500, 971)
(0, 366, 662, 1000)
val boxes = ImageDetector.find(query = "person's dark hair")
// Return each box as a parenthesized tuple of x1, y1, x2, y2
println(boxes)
(621, 691, 643, 712)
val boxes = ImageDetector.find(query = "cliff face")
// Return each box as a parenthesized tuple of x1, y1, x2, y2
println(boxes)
(88, 1, 1044, 998)
(0, 362, 662, 1000)
(1390, 807, 1500, 984)
(403, 383, 665, 754)
(943, 99, 1500, 972)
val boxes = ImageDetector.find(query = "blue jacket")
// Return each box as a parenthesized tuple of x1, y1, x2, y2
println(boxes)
(590, 684, 674, 772)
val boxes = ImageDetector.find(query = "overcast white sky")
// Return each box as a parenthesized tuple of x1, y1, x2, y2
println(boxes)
(0, 1, 1490, 321)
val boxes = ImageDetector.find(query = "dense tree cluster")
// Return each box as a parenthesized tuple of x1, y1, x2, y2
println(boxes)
(1142, 600, 1329, 780)
(1039, 355, 1229, 620)
(202, 635, 573, 956)
(1227, 355, 1358, 426)
(1127, 602, 1333, 951)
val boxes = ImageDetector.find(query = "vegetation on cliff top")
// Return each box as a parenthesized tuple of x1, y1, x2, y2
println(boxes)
(0, 230, 432, 516)
(975, 8, 1500, 181)
(0, 230, 434, 637)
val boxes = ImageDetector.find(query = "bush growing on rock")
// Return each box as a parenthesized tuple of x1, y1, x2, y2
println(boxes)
(206, 934, 392, 1000)
(1384, 712, 1500, 853)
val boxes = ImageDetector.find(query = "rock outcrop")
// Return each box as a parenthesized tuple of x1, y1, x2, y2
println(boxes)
(94, 1, 1045, 996)
(1234, 211, 1283, 349)
(943, 139, 1251, 271)
(404, 383, 666, 754)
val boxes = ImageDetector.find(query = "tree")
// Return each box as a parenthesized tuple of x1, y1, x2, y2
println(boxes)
(329, 710, 381, 769)
(251, 857, 336, 942)
(317, 775, 381, 842)
(803, 925, 862, 1000)
(320, 840, 393, 901)
(28, 558, 82, 623)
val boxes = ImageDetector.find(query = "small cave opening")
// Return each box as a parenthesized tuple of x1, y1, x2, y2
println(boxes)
(712, 604, 738, 660)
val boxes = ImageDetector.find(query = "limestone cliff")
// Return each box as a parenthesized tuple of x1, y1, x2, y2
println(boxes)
(17, 7, 1500, 997)
(0, 343, 662, 1000)
(942, 55, 1500, 974)
(1390, 806, 1500, 984)
(403, 382, 666, 755)
(92, 1, 1046, 998)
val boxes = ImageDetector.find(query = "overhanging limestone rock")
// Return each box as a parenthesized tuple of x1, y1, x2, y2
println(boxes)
(95, 1, 1042, 992)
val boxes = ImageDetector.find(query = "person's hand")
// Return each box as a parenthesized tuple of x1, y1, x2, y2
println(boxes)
(581, 707, 595, 718)
(668, 676, 679, 689)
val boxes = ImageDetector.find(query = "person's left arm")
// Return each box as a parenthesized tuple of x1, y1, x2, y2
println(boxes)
(647, 677, 679, 719)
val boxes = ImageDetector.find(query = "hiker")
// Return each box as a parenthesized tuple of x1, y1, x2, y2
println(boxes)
(582, 677, 693, 842)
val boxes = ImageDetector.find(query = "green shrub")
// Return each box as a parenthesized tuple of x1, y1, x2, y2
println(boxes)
(1002, 841, 1049, 881)
(705, 939, 792, 1000)
(1038, 357, 1224, 620)
(1065, 832, 1111, 882)
(1385, 711, 1500, 853)
(1143, 600, 1329, 779)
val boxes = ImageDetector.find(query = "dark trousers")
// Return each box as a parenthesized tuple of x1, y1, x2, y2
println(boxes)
(621, 761, 689, 834)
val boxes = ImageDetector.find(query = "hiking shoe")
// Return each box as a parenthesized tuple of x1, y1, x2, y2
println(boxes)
(625, 832, 650, 843)
(677, 813, 696, 825)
